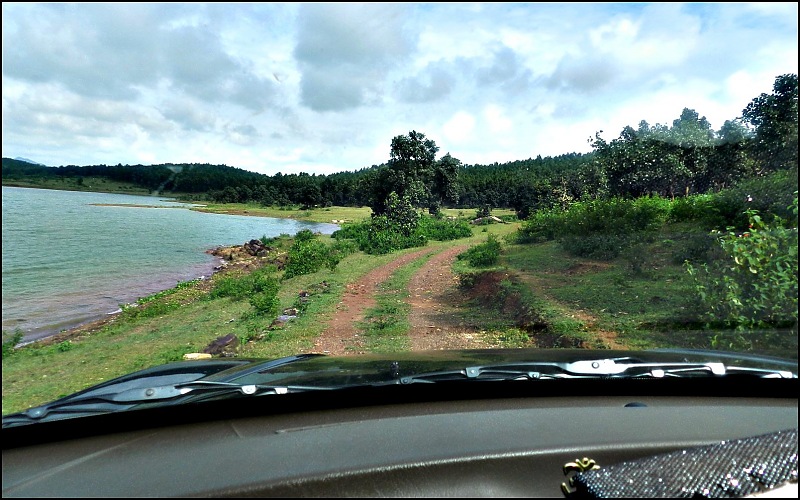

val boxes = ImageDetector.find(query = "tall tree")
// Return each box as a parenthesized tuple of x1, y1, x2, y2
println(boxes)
(742, 73, 798, 173)
(368, 130, 460, 216)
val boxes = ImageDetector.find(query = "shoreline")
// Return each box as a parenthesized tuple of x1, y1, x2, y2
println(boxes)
(12, 257, 225, 348)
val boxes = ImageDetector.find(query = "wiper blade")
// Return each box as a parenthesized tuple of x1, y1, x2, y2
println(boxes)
(3, 381, 334, 427)
(386, 357, 796, 385)
(109, 380, 334, 402)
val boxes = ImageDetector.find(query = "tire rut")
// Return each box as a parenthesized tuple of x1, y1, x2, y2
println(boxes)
(313, 246, 438, 355)
(406, 244, 491, 351)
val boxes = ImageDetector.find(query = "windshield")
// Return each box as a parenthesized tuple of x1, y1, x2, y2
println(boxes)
(2, 3, 797, 421)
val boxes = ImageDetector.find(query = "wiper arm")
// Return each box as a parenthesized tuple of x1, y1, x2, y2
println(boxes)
(3, 381, 334, 427)
(109, 380, 334, 403)
(387, 357, 796, 385)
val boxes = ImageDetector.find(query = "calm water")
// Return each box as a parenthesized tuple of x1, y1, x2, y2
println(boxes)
(2, 186, 338, 344)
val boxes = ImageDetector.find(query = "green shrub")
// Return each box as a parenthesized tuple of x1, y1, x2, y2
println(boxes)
(669, 194, 724, 228)
(417, 216, 472, 241)
(459, 234, 502, 267)
(685, 193, 798, 350)
(250, 289, 280, 316)
(560, 234, 631, 260)
(517, 196, 671, 259)
(709, 168, 799, 230)
(2, 329, 24, 357)
(208, 273, 254, 300)
(283, 237, 330, 279)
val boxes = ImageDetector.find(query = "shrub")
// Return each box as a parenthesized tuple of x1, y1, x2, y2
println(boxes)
(417, 216, 472, 241)
(208, 272, 254, 300)
(333, 213, 469, 255)
(709, 168, 799, 230)
(669, 194, 724, 228)
(283, 237, 330, 279)
(458, 234, 502, 267)
(685, 193, 798, 350)
(516, 196, 671, 259)
(249, 277, 280, 316)
(2, 329, 24, 357)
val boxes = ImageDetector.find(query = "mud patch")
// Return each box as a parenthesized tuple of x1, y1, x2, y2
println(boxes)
(461, 270, 587, 348)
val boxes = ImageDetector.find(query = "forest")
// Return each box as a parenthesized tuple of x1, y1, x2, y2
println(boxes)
(3, 74, 797, 221)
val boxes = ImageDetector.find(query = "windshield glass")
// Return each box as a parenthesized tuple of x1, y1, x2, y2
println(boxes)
(2, 3, 797, 421)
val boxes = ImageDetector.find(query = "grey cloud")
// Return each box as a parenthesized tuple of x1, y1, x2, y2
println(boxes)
(2, 3, 277, 112)
(545, 54, 617, 93)
(474, 46, 534, 95)
(294, 3, 414, 111)
(225, 123, 260, 146)
(299, 68, 365, 111)
(159, 100, 216, 132)
(395, 66, 456, 103)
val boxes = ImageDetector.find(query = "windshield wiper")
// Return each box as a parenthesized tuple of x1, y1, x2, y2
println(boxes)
(385, 357, 796, 385)
(2, 381, 334, 427)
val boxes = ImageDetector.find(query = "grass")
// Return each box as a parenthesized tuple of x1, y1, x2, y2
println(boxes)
(355, 250, 436, 353)
(191, 203, 373, 224)
(2, 176, 155, 195)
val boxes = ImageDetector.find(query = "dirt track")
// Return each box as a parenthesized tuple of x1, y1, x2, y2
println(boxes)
(314, 244, 490, 354)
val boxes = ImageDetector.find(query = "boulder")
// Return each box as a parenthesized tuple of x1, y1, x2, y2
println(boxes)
(202, 333, 240, 356)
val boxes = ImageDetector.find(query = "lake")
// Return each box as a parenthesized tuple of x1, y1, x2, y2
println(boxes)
(1, 186, 339, 344)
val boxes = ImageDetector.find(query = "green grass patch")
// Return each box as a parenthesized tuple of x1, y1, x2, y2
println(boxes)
(190, 203, 373, 224)
(355, 251, 437, 353)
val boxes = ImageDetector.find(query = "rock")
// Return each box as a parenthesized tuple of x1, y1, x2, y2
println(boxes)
(202, 334, 240, 356)
(243, 239, 270, 257)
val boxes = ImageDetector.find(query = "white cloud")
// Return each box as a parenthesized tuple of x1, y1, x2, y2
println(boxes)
(442, 112, 476, 145)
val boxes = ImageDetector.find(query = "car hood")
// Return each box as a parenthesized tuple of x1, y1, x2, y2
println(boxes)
(179, 347, 800, 388)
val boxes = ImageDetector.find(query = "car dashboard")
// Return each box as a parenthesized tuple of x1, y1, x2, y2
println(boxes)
(2, 378, 797, 497)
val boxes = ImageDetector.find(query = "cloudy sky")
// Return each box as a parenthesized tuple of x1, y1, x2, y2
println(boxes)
(2, 3, 797, 175)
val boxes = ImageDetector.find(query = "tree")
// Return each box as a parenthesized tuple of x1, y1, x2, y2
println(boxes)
(369, 131, 460, 217)
(742, 74, 798, 173)
(428, 153, 461, 215)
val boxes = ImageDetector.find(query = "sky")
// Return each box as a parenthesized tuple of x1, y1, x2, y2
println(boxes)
(2, 3, 797, 176)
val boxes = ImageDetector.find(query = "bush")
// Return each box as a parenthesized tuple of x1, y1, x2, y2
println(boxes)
(459, 234, 502, 267)
(333, 214, 470, 255)
(208, 272, 255, 300)
(417, 216, 472, 241)
(249, 275, 280, 316)
(517, 196, 670, 259)
(2, 329, 24, 357)
(669, 194, 724, 228)
(685, 193, 798, 350)
(709, 168, 799, 230)
(283, 237, 331, 279)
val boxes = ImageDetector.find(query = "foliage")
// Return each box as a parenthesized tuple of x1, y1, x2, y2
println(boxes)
(708, 168, 799, 230)
(458, 234, 502, 267)
(208, 272, 256, 300)
(249, 274, 280, 316)
(685, 193, 798, 349)
(2, 329, 24, 358)
(333, 212, 472, 255)
(417, 216, 473, 241)
(516, 196, 671, 259)
(283, 234, 335, 279)
(384, 191, 419, 236)
(120, 278, 203, 320)
(742, 73, 798, 173)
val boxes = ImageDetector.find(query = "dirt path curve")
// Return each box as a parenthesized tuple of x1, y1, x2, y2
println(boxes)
(407, 244, 491, 351)
(313, 246, 439, 355)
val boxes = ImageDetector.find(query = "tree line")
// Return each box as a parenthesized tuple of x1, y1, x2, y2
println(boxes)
(3, 74, 796, 218)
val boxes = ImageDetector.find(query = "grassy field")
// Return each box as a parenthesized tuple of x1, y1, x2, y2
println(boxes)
(3, 205, 792, 415)
(3, 177, 155, 195)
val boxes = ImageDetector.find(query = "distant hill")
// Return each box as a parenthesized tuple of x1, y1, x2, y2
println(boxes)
(13, 157, 47, 166)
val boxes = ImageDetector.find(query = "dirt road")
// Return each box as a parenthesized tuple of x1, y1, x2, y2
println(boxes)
(314, 244, 489, 354)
